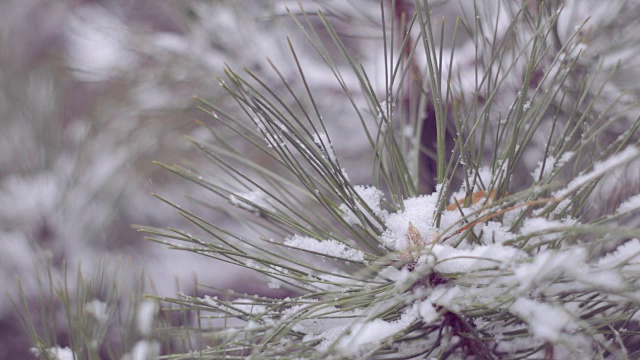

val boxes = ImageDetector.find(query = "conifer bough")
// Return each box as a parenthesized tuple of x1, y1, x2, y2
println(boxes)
(142, 1, 640, 359)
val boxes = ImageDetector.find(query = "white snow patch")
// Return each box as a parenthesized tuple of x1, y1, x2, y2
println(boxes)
(340, 167, 351, 183)
(284, 235, 365, 262)
(311, 324, 349, 352)
(450, 166, 489, 201)
(554, 146, 640, 198)
(416, 300, 439, 323)
(122, 340, 160, 360)
(339, 185, 387, 228)
(513, 247, 586, 291)
(616, 193, 640, 213)
(377, 100, 392, 122)
(480, 221, 517, 244)
(449, 162, 508, 203)
(381, 192, 441, 251)
(510, 298, 577, 342)
(85, 299, 109, 323)
(335, 305, 418, 353)
(313, 132, 336, 161)
(428, 286, 466, 312)
(518, 217, 577, 245)
(531, 152, 574, 181)
(203, 296, 267, 316)
(136, 300, 158, 337)
(31, 347, 75, 360)
(432, 243, 525, 274)
(229, 189, 274, 213)
(256, 119, 288, 148)
(577, 268, 625, 291)
(296, 307, 362, 338)
(597, 239, 640, 268)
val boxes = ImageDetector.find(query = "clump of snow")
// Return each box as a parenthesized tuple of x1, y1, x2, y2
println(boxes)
(256, 118, 289, 148)
(376, 100, 393, 122)
(340, 185, 387, 228)
(451, 163, 509, 202)
(339, 167, 351, 183)
(402, 124, 414, 139)
(512, 242, 628, 293)
(480, 221, 517, 244)
(335, 305, 419, 354)
(577, 268, 625, 291)
(616, 193, 640, 213)
(380, 192, 441, 251)
(531, 152, 574, 181)
(427, 286, 466, 313)
(284, 235, 365, 262)
(85, 299, 109, 323)
(518, 217, 578, 247)
(510, 298, 578, 343)
(121, 340, 160, 360)
(313, 132, 336, 162)
(294, 306, 361, 339)
(597, 238, 640, 268)
(136, 300, 158, 337)
(31, 347, 74, 360)
(313, 327, 349, 352)
(229, 189, 274, 213)
(432, 243, 526, 274)
(416, 300, 439, 323)
(554, 146, 640, 198)
(203, 296, 267, 316)
(513, 247, 584, 292)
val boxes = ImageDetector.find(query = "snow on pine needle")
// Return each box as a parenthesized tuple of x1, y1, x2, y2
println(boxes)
(140, 2, 640, 359)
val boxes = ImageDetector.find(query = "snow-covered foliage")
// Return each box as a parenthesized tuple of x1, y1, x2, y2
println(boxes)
(136, 1, 640, 359)
(164, 167, 640, 357)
